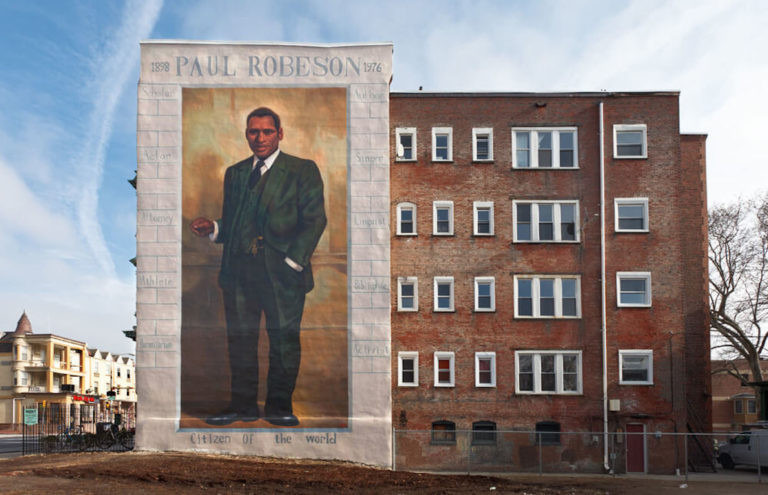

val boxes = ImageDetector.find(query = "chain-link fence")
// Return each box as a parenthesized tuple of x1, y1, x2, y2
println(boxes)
(393, 429, 765, 482)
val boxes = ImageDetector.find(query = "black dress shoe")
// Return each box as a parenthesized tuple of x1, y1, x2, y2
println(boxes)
(205, 408, 260, 426)
(265, 414, 299, 426)
(205, 411, 240, 426)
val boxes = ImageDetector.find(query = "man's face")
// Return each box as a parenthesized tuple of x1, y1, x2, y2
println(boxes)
(245, 115, 283, 159)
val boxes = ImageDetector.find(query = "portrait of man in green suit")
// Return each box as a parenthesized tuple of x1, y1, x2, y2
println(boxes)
(190, 107, 327, 427)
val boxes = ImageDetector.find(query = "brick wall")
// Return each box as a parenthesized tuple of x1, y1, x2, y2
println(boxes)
(390, 92, 710, 473)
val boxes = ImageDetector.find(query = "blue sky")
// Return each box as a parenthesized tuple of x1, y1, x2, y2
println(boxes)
(1, 0, 766, 353)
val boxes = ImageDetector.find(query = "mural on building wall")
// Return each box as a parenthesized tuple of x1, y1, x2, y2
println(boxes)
(181, 87, 348, 429)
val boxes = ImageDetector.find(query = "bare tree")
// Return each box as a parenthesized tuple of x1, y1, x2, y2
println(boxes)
(709, 193, 768, 385)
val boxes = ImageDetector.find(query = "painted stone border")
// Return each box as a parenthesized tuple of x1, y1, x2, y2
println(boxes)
(136, 42, 392, 466)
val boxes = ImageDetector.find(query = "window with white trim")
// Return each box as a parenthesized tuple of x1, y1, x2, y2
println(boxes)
(474, 277, 495, 312)
(615, 198, 649, 232)
(395, 127, 417, 161)
(398, 351, 419, 386)
(735, 400, 743, 414)
(432, 127, 453, 161)
(434, 351, 455, 387)
(613, 124, 647, 159)
(512, 128, 578, 168)
(396, 202, 417, 236)
(473, 201, 494, 236)
(433, 277, 455, 312)
(619, 350, 653, 385)
(397, 277, 418, 312)
(433, 201, 454, 235)
(748, 399, 757, 414)
(472, 128, 493, 161)
(475, 352, 496, 387)
(514, 201, 579, 242)
(515, 351, 582, 394)
(514, 276, 581, 318)
(616, 272, 651, 307)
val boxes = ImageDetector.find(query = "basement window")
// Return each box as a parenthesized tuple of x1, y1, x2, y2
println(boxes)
(431, 420, 456, 444)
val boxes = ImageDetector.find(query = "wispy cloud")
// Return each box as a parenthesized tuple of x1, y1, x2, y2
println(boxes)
(73, 0, 163, 278)
(0, 0, 163, 353)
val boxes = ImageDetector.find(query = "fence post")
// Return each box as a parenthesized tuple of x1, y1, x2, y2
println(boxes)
(538, 432, 543, 476)
(757, 433, 761, 484)
(684, 432, 688, 483)
(466, 430, 471, 475)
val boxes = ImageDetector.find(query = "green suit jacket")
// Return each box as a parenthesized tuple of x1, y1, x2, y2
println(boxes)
(216, 151, 327, 300)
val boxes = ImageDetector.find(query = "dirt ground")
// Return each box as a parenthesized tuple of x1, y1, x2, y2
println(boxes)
(0, 451, 763, 494)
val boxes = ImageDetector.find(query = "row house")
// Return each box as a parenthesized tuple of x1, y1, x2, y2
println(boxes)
(88, 349, 136, 425)
(0, 312, 136, 427)
(390, 92, 710, 474)
(711, 359, 768, 432)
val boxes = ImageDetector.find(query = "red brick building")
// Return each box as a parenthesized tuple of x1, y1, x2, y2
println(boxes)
(389, 92, 710, 474)
(711, 359, 768, 432)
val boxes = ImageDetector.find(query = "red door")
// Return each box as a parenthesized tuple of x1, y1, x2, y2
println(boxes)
(626, 424, 646, 473)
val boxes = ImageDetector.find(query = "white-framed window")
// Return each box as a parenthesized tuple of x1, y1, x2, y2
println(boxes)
(432, 127, 453, 161)
(396, 127, 417, 161)
(396, 202, 417, 236)
(475, 352, 496, 387)
(473, 201, 494, 236)
(613, 124, 647, 159)
(513, 200, 579, 242)
(614, 198, 649, 232)
(474, 277, 495, 312)
(434, 351, 455, 387)
(19, 371, 29, 386)
(433, 276, 455, 312)
(748, 399, 757, 414)
(514, 275, 581, 318)
(397, 277, 418, 312)
(472, 127, 493, 161)
(432, 201, 454, 235)
(619, 350, 653, 385)
(511, 128, 578, 169)
(398, 351, 419, 387)
(734, 400, 744, 414)
(515, 351, 582, 394)
(616, 272, 652, 307)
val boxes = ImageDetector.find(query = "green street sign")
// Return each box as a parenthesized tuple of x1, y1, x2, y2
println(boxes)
(24, 408, 38, 425)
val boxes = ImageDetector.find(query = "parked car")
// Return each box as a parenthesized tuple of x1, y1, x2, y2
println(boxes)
(718, 429, 768, 469)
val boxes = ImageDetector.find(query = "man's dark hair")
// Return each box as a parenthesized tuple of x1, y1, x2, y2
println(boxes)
(246, 107, 281, 130)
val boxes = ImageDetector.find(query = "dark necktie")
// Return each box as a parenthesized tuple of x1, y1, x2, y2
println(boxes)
(248, 160, 266, 189)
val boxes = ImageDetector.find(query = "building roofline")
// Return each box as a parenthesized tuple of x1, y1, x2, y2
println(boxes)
(15, 333, 86, 346)
(391, 91, 680, 98)
(681, 132, 709, 138)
